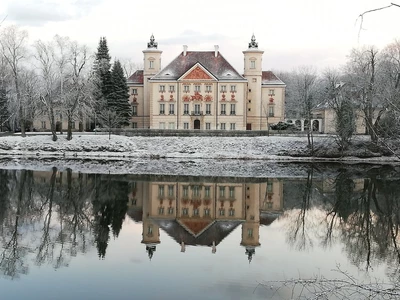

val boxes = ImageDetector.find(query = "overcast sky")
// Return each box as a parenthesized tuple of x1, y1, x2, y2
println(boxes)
(1, 0, 399, 74)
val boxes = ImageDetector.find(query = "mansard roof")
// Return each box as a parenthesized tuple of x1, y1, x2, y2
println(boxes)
(127, 70, 144, 84)
(151, 51, 246, 81)
(262, 71, 285, 86)
(155, 219, 242, 246)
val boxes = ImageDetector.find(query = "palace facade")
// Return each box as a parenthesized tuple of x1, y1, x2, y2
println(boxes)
(128, 35, 286, 130)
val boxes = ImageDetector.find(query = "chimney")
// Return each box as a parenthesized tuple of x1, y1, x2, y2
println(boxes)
(183, 45, 188, 56)
(214, 45, 219, 57)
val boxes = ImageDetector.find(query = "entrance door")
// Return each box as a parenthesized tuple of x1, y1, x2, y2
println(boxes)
(246, 123, 252, 130)
(194, 119, 200, 129)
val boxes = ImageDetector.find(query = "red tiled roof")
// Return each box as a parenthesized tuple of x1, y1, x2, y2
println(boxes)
(262, 71, 285, 85)
(127, 70, 144, 84)
(151, 51, 246, 81)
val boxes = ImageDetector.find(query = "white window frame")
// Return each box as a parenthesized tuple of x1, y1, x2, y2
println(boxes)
(230, 123, 236, 130)
(184, 85, 190, 93)
(230, 104, 236, 115)
(205, 122, 211, 130)
(220, 123, 226, 130)
(169, 103, 175, 115)
(159, 103, 165, 115)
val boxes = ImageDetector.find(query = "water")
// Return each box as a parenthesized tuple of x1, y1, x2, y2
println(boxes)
(0, 165, 399, 299)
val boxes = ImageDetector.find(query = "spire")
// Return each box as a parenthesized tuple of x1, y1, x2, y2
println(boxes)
(147, 34, 158, 49)
(248, 34, 258, 49)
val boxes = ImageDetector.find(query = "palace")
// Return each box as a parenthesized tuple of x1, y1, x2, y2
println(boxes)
(127, 35, 286, 130)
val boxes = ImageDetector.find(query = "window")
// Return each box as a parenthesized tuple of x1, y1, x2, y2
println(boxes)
(206, 104, 211, 115)
(184, 85, 190, 93)
(204, 208, 210, 216)
(229, 186, 235, 198)
(220, 104, 226, 115)
(158, 207, 165, 215)
(169, 104, 175, 115)
(193, 208, 199, 216)
(267, 181, 273, 193)
(230, 85, 236, 92)
(247, 228, 253, 238)
(268, 106, 274, 117)
(132, 106, 137, 116)
(229, 209, 235, 216)
(252, 78, 257, 83)
(184, 122, 189, 129)
(159, 122, 165, 129)
(184, 104, 189, 115)
(195, 85, 201, 92)
(148, 226, 153, 235)
(168, 185, 174, 197)
(220, 85, 226, 92)
(205, 186, 210, 198)
(71, 122, 76, 129)
(206, 85, 212, 92)
(250, 60, 255, 69)
(169, 85, 175, 92)
(267, 202, 273, 209)
(132, 122, 137, 129)
(159, 103, 165, 114)
(194, 104, 201, 115)
(131, 88, 138, 95)
(230, 104, 236, 115)
(41, 121, 46, 129)
(182, 208, 189, 216)
(269, 89, 275, 96)
(183, 186, 189, 197)
(206, 122, 211, 130)
(230, 123, 236, 130)
(168, 207, 174, 214)
(158, 185, 165, 197)
(168, 122, 175, 129)
(219, 209, 225, 216)
(131, 199, 137, 205)
(193, 185, 200, 197)
(159, 85, 165, 92)
(149, 60, 154, 69)
(220, 123, 226, 130)
(219, 186, 225, 198)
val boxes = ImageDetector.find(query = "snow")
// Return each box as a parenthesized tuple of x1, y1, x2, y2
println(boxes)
(0, 134, 398, 177)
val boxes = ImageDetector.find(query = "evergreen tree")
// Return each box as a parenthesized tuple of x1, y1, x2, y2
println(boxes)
(94, 37, 113, 112)
(110, 60, 131, 125)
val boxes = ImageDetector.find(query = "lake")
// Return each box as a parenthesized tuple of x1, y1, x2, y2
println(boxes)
(0, 164, 399, 299)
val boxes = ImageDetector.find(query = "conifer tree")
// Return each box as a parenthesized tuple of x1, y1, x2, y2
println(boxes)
(110, 60, 130, 125)
(94, 37, 113, 111)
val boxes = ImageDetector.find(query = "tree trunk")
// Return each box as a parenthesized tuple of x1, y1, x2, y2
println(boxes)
(49, 107, 58, 141)
(67, 114, 73, 140)
(15, 77, 25, 137)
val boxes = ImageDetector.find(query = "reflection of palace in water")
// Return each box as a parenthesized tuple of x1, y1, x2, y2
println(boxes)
(127, 179, 284, 262)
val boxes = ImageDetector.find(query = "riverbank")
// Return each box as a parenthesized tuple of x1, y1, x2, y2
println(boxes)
(0, 133, 399, 162)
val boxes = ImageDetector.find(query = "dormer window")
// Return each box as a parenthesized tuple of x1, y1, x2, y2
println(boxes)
(250, 60, 255, 69)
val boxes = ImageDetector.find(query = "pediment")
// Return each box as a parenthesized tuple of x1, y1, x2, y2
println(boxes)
(179, 63, 217, 81)
(178, 219, 215, 237)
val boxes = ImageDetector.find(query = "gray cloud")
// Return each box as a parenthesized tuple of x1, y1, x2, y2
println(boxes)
(6, 0, 104, 26)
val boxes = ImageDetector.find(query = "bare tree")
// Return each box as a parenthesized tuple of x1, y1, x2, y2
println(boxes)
(0, 25, 29, 136)
(33, 39, 59, 141)
(120, 58, 143, 79)
(293, 66, 318, 151)
(63, 41, 93, 140)
(345, 46, 385, 143)
(323, 69, 356, 151)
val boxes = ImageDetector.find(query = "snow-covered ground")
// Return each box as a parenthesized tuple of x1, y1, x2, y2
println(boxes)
(0, 134, 398, 177)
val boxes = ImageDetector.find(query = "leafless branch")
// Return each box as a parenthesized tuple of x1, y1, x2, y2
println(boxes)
(357, 3, 400, 41)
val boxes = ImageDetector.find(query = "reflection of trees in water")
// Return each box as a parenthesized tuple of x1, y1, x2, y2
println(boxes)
(284, 166, 400, 277)
(91, 173, 129, 259)
(0, 168, 130, 279)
